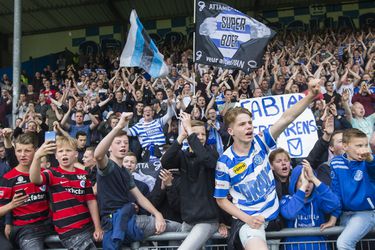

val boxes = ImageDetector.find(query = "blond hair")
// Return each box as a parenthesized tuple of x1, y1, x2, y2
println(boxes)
(56, 135, 78, 150)
(224, 107, 252, 127)
(342, 128, 367, 144)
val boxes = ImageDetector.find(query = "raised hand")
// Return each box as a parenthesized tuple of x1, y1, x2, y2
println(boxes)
(307, 79, 321, 97)
(115, 112, 133, 129)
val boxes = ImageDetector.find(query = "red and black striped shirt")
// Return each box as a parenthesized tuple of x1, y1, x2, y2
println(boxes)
(0, 168, 50, 226)
(41, 166, 95, 238)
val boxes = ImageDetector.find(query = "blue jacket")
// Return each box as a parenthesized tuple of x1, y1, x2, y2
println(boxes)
(102, 203, 144, 250)
(280, 165, 341, 250)
(330, 154, 375, 215)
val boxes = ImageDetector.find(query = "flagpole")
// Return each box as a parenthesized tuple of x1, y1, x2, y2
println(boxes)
(193, 0, 196, 96)
(193, 0, 196, 63)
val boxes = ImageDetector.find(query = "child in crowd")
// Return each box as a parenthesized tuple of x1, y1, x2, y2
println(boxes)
(215, 79, 321, 250)
(124, 152, 155, 193)
(280, 160, 340, 250)
(0, 133, 52, 250)
(330, 128, 375, 250)
(29, 136, 103, 250)
(123, 152, 151, 211)
(162, 113, 226, 250)
(94, 112, 181, 250)
(269, 148, 292, 198)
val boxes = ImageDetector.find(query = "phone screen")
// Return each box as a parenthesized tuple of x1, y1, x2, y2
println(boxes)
(45, 131, 56, 142)
(15, 189, 26, 196)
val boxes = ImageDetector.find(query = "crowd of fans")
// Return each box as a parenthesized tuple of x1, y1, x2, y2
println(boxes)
(0, 26, 373, 250)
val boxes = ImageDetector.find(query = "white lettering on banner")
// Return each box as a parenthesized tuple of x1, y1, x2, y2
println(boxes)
(219, 58, 245, 68)
(237, 94, 318, 158)
(208, 3, 233, 11)
(206, 57, 219, 63)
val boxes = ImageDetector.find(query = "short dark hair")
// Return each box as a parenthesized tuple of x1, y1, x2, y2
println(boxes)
(85, 146, 95, 153)
(76, 131, 87, 139)
(224, 89, 232, 95)
(191, 120, 205, 128)
(329, 130, 343, 147)
(114, 130, 128, 140)
(269, 148, 290, 164)
(124, 152, 137, 163)
(15, 133, 38, 148)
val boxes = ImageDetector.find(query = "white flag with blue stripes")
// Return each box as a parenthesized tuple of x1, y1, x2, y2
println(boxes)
(120, 10, 169, 78)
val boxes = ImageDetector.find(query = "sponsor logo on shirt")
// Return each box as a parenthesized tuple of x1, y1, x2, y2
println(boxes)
(215, 180, 226, 188)
(238, 169, 273, 203)
(354, 170, 363, 181)
(39, 185, 46, 192)
(254, 154, 264, 166)
(66, 187, 84, 195)
(80, 180, 86, 188)
(145, 128, 162, 137)
(233, 162, 246, 174)
(76, 175, 86, 180)
(16, 176, 27, 185)
(26, 193, 46, 203)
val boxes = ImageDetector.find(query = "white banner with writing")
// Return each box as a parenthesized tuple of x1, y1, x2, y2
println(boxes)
(237, 94, 318, 158)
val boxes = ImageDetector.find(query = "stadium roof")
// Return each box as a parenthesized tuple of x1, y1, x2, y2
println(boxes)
(0, 0, 351, 35)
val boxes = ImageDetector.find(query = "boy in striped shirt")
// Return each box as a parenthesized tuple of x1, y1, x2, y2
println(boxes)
(214, 79, 321, 250)
(29, 136, 103, 250)
(0, 133, 52, 250)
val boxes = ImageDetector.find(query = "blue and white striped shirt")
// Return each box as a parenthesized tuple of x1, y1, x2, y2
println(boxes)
(128, 118, 166, 148)
(214, 128, 279, 221)
(127, 104, 174, 148)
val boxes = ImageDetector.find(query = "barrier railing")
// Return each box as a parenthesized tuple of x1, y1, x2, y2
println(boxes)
(44, 226, 375, 250)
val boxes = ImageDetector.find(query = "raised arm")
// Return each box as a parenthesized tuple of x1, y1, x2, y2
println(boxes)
(341, 89, 352, 123)
(29, 141, 56, 185)
(53, 121, 70, 137)
(94, 112, 133, 169)
(270, 79, 320, 140)
(60, 107, 72, 130)
(160, 99, 176, 126)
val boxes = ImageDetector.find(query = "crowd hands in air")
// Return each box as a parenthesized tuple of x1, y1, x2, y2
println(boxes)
(0, 27, 373, 249)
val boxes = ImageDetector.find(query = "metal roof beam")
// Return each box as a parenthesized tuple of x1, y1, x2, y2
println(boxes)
(0, 0, 105, 16)
(106, 0, 126, 23)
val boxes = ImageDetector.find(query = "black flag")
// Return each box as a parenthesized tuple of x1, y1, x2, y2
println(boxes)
(195, 1, 276, 72)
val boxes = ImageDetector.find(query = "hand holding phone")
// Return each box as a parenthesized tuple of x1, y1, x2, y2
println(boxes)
(45, 131, 56, 142)
(12, 188, 28, 208)
(15, 189, 27, 196)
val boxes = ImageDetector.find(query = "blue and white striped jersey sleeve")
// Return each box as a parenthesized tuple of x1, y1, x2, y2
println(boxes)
(257, 128, 276, 153)
(214, 157, 230, 198)
(128, 124, 140, 137)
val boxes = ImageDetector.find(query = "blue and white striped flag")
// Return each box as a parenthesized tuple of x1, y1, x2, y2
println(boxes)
(120, 10, 169, 78)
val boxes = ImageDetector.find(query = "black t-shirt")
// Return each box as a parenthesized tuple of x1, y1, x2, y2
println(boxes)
(96, 159, 136, 216)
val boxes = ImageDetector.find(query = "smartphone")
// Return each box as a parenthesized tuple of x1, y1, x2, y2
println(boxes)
(45, 131, 56, 142)
(15, 189, 26, 196)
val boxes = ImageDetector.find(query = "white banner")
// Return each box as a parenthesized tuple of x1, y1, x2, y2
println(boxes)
(237, 94, 318, 158)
